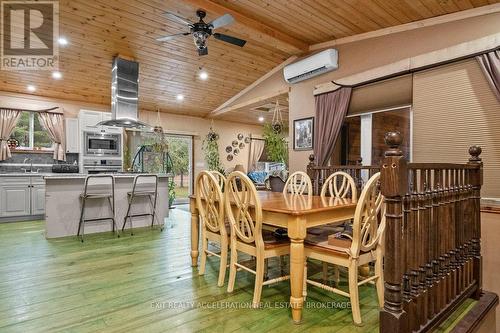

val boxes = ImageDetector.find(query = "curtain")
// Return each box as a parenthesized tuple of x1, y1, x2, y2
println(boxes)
(38, 111, 66, 161)
(0, 108, 22, 161)
(313, 87, 352, 166)
(248, 139, 265, 171)
(476, 50, 500, 102)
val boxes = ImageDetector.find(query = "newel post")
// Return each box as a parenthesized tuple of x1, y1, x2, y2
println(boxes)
(467, 145, 483, 299)
(380, 131, 409, 333)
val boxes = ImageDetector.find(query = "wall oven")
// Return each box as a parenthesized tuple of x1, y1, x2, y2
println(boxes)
(84, 131, 121, 157)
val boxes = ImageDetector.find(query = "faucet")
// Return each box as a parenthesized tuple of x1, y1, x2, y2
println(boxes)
(23, 158, 33, 173)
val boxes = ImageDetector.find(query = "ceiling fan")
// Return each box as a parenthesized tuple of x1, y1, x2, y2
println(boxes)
(156, 9, 247, 56)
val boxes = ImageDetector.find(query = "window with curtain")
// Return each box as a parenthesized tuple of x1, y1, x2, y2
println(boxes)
(10, 111, 53, 150)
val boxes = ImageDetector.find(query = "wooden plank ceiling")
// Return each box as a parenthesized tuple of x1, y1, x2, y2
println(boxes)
(0, 0, 497, 122)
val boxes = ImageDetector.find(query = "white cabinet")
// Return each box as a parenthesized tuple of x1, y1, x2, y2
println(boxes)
(31, 185, 46, 216)
(0, 177, 45, 219)
(78, 110, 121, 133)
(65, 118, 79, 153)
(79, 110, 103, 130)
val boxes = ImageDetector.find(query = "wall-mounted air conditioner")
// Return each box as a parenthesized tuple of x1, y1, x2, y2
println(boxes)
(283, 49, 338, 84)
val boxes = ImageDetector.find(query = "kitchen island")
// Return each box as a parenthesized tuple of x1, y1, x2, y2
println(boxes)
(44, 174, 170, 238)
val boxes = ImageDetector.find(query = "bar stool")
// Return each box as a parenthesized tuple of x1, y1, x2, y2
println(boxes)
(77, 175, 118, 242)
(121, 175, 163, 235)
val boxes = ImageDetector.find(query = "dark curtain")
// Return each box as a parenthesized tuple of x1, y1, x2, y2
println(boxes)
(313, 87, 352, 166)
(476, 50, 500, 102)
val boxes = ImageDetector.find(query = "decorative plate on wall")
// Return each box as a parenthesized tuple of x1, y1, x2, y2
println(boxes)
(225, 146, 232, 153)
(244, 137, 250, 144)
(239, 142, 245, 149)
(233, 148, 239, 156)
(237, 133, 244, 140)
(227, 154, 233, 161)
(232, 140, 238, 147)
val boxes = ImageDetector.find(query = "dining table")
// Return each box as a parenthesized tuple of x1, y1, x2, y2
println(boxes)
(189, 191, 357, 323)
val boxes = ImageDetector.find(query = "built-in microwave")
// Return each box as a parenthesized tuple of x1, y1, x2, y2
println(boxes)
(84, 131, 121, 157)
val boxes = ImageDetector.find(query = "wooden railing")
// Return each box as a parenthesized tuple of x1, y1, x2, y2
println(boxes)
(379, 131, 483, 333)
(306, 132, 483, 331)
(306, 154, 380, 196)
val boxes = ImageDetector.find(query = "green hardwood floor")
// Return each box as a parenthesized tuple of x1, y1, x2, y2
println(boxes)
(0, 209, 473, 332)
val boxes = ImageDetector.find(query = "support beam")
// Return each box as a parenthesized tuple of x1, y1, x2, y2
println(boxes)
(309, 3, 500, 52)
(209, 88, 290, 117)
(182, 0, 308, 54)
(208, 55, 296, 117)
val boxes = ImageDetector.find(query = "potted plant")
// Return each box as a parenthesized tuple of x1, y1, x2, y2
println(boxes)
(202, 125, 225, 174)
(168, 178, 176, 208)
(262, 123, 288, 164)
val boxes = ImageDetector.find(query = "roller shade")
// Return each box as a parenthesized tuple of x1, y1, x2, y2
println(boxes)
(413, 59, 500, 198)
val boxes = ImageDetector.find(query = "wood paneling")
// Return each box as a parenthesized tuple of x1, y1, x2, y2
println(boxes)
(0, 0, 497, 120)
(413, 59, 500, 197)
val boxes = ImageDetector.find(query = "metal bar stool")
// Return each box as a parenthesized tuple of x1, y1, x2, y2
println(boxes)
(77, 175, 118, 242)
(121, 175, 163, 235)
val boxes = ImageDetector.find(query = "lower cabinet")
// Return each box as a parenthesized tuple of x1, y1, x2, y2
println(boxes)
(0, 177, 45, 219)
(31, 184, 46, 216)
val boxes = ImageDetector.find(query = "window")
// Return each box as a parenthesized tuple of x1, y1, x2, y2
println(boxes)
(10, 112, 53, 150)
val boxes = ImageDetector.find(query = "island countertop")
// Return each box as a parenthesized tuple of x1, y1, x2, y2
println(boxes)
(44, 173, 171, 180)
(44, 173, 170, 238)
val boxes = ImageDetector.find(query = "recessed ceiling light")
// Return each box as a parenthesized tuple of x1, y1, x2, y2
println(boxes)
(258, 116, 264, 122)
(58, 37, 68, 46)
(52, 71, 62, 79)
(176, 94, 184, 101)
(199, 71, 208, 80)
(27, 85, 36, 92)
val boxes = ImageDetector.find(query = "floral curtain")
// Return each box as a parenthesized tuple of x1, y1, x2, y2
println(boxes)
(38, 111, 66, 161)
(0, 108, 22, 161)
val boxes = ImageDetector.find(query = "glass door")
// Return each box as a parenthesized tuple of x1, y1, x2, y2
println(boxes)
(165, 135, 193, 205)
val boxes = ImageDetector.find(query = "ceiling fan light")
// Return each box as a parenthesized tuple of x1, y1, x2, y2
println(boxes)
(193, 31, 208, 50)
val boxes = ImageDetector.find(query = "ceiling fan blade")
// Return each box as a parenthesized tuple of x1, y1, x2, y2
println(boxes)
(213, 33, 246, 47)
(156, 32, 190, 42)
(198, 47, 208, 56)
(209, 14, 235, 29)
(164, 12, 193, 26)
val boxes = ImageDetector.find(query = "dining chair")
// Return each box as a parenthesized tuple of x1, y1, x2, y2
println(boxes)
(225, 171, 290, 307)
(318, 171, 358, 283)
(303, 172, 385, 325)
(196, 170, 229, 287)
(283, 171, 312, 195)
(210, 170, 226, 190)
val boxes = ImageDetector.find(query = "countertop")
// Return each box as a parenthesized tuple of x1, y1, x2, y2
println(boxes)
(44, 173, 171, 180)
(0, 173, 171, 179)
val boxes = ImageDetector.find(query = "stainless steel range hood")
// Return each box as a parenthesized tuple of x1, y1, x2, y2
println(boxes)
(97, 57, 152, 129)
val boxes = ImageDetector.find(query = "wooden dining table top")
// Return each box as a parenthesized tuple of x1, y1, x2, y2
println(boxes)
(190, 191, 357, 216)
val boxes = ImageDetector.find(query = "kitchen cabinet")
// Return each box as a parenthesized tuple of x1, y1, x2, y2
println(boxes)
(65, 118, 79, 153)
(79, 110, 122, 134)
(0, 176, 45, 220)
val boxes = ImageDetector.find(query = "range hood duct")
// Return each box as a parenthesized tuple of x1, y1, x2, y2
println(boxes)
(97, 57, 151, 129)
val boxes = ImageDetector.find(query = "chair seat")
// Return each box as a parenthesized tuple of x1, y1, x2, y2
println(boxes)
(307, 223, 346, 236)
(127, 190, 156, 196)
(305, 231, 354, 256)
(262, 230, 289, 249)
(80, 193, 113, 199)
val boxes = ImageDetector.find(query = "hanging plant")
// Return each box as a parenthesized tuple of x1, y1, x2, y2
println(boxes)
(202, 125, 225, 174)
(263, 123, 288, 164)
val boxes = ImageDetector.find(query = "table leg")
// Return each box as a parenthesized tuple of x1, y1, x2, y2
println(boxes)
(189, 197, 199, 267)
(288, 216, 307, 324)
